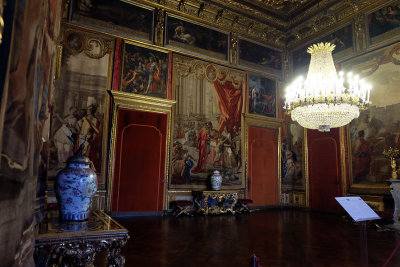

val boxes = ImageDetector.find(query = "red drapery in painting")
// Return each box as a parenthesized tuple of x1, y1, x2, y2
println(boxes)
(213, 79, 242, 133)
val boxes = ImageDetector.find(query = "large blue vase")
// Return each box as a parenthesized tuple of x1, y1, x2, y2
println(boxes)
(56, 156, 98, 220)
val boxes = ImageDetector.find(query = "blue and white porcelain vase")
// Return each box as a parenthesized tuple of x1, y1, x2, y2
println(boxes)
(211, 170, 222, 190)
(56, 155, 97, 220)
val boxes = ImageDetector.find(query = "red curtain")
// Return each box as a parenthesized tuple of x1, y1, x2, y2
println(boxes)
(213, 80, 242, 132)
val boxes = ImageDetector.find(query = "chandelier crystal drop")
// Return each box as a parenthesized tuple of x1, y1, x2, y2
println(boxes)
(284, 42, 371, 132)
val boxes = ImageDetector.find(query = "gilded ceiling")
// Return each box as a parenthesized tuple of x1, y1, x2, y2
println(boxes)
(140, 0, 383, 49)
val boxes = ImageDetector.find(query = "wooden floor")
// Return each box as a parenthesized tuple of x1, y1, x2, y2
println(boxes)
(111, 209, 400, 266)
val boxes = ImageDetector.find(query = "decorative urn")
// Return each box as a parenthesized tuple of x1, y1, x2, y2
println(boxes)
(55, 155, 98, 220)
(210, 170, 222, 190)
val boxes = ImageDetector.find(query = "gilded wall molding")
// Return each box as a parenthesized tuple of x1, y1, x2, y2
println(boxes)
(230, 33, 238, 65)
(173, 54, 245, 84)
(155, 8, 165, 46)
(136, 0, 286, 48)
(61, 28, 113, 59)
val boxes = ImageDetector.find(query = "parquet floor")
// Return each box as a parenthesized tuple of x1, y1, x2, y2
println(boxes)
(110, 209, 400, 266)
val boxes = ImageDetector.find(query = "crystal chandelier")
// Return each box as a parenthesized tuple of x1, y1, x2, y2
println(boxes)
(284, 43, 371, 132)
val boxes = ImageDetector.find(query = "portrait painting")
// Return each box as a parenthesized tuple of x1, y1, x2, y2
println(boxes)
(71, 0, 154, 41)
(239, 39, 282, 72)
(248, 73, 276, 117)
(120, 42, 169, 99)
(368, 3, 400, 44)
(344, 44, 400, 191)
(281, 122, 304, 189)
(49, 29, 113, 187)
(171, 54, 245, 189)
(166, 15, 228, 61)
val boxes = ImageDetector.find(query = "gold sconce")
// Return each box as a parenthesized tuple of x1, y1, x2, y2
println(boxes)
(383, 147, 400, 180)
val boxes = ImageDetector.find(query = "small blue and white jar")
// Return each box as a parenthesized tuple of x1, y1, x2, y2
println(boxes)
(55, 156, 97, 220)
(211, 170, 222, 190)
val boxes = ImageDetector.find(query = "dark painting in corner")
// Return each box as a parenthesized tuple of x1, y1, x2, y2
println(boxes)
(293, 24, 353, 72)
(368, 3, 400, 44)
(248, 73, 276, 117)
(121, 42, 169, 99)
(239, 39, 282, 71)
(71, 0, 154, 41)
(166, 15, 228, 61)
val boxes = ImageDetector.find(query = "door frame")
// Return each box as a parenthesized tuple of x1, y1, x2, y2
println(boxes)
(243, 114, 283, 201)
(105, 90, 176, 212)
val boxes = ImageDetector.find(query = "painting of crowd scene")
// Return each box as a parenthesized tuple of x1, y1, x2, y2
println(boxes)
(171, 55, 244, 189)
(293, 24, 353, 72)
(349, 55, 400, 186)
(121, 43, 169, 99)
(281, 122, 304, 188)
(248, 73, 276, 117)
(166, 15, 228, 60)
(49, 34, 111, 185)
(239, 39, 282, 71)
(368, 3, 400, 43)
(71, 0, 154, 41)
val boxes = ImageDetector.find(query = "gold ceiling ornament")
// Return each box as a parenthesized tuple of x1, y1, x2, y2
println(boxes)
(262, 0, 308, 9)
(284, 42, 371, 132)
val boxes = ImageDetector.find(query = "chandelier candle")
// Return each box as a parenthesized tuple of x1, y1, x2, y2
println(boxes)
(285, 42, 371, 132)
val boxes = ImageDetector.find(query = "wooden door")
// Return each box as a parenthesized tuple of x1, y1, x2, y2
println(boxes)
(308, 129, 342, 211)
(248, 127, 278, 206)
(111, 109, 168, 212)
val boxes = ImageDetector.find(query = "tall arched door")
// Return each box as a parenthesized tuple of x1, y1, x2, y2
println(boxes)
(111, 109, 168, 212)
(308, 128, 343, 211)
(247, 126, 279, 206)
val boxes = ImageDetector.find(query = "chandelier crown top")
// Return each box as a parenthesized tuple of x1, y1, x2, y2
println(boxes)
(307, 42, 336, 55)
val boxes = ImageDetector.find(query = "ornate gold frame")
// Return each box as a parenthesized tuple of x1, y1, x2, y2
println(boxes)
(170, 53, 246, 190)
(365, 0, 400, 49)
(164, 12, 230, 62)
(341, 43, 400, 195)
(247, 70, 280, 117)
(119, 39, 171, 99)
(68, 0, 155, 43)
(54, 25, 115, 189)
(105, 90, 176, 212)
(238, 37, 283, 77)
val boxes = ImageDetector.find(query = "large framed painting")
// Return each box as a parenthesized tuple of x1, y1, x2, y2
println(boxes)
(165, 14, 229, 61)
(238, 38, 282, 74)
(342, 43, 400, 194)
(120, 42, 170, 99)
(281, 122, 305, 190)
(49, 28, 114, 187)
(171, 54, 245, 189)
(368, 3, 400, 45)
(293, 24, 354, 74)
(70, 0, 154, 42)
(248, 73, 277, 117)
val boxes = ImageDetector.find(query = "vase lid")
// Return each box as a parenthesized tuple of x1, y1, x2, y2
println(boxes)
(66, 155, 91, 165)
(213, 170, 220, 174)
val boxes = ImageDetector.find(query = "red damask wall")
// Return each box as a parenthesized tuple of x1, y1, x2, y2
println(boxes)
(248, 127, 278, 206)
(111, 109, 168, 212)
(308, 128, 343, 211)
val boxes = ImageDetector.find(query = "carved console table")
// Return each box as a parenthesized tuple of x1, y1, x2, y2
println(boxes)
(193, 190, 238, 215)
(34, 210, 129, 266)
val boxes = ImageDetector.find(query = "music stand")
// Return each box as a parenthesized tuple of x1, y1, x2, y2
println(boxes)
(336, 196, 380, 267)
